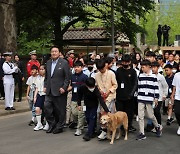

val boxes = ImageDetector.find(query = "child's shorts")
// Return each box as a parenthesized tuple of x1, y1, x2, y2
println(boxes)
(35, 94, 45, 109)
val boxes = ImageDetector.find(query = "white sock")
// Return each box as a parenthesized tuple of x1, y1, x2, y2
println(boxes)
(36, 115, 42, 126)
(32, 117, 35, 122)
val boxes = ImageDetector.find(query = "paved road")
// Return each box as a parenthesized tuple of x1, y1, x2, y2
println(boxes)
(0, 112, 179, 154)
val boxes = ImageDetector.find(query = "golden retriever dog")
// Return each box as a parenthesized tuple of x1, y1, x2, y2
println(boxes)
(100, 111, 128, 144)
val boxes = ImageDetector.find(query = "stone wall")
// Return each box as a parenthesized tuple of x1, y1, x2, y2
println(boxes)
(0, 0, 16, 53)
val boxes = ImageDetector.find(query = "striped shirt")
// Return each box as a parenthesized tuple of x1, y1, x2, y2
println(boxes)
(138, 71, 159, 104)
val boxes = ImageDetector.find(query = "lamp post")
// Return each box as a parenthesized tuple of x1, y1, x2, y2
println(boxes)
(111, 0, 115, 53)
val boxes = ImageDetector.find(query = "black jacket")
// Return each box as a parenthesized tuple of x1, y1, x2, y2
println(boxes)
(14, 61, 25, 80)
(77, 85, 109, 112)
(0, 58, 5, 79)
(116, 67, 137, 100)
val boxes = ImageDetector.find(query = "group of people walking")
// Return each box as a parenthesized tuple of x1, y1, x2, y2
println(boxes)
(0, 47, 180, 142)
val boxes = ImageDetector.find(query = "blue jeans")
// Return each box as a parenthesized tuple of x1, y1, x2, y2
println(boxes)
(85, 107, 97, 136)
(28, 100, 36, 117)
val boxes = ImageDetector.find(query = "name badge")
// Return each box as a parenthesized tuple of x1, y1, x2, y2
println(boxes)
(74, 87, 77, 93)
(121, 83, 124, 89)
(83, 106, 86, 112)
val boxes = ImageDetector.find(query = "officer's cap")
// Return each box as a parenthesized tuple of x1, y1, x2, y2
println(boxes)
(68, 50, 74, 54)
(29, 50, 37, 55)
(3, 52, 12, 56)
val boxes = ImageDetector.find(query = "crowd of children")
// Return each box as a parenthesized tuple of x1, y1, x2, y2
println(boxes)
(1, 49, 180, 142)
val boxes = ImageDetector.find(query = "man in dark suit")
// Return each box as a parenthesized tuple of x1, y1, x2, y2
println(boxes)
(44, 46, 71, 134)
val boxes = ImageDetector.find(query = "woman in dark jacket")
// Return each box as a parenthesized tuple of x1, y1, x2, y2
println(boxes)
(14, 54, 24, 102)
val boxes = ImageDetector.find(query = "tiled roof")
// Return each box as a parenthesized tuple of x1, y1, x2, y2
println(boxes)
(63, 28, 130, 43)
(63, 28, 106, 40)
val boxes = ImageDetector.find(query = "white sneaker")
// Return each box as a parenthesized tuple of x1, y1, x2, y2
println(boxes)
(151, 128, 156, 133)
(74, 129, 82, 136)
(160, 124, 163, 131)
(136, 116, 139, 122)
(34, 124, 43, 131)
(43, 123, 49, 131)
(98, 131, 107, 140)
(152, 125, 163, 133)
(0, 97, 4, 100)
(177, 127, 180, 136)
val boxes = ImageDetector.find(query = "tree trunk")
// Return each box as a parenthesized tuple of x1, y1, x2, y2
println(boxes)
(53, 1, 63, 52)
(0, 0, 17, 53)
(54, 17, 63, 51)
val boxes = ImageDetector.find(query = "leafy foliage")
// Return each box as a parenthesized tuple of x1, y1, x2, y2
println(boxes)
(16, 0, 154, 54)
(142, 1, 180, 46)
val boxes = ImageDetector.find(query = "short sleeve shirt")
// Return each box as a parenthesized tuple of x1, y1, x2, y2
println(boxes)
(172, 72, 180, 100)
(36, 75, 46, 96)
(26, 76, 38, 86)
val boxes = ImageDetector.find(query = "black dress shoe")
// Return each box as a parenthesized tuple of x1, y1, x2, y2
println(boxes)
(28, 120, 35, 126)
(69, 122, 77, 129)
(10, 107, 16, 110)
(17, 99, 22, 102)
(5, 107, 11, 110)
(128, 126, 136, 132)
(46, 126, 55, 133)
(83, 133, 91, 141)
(53, 128, 63, 134)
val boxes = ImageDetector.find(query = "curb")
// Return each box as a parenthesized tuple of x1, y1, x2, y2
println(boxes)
(0, 108, 30, 117)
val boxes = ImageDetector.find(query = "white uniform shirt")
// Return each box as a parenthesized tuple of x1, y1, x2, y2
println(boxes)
(3, 62, 18, 84)
(156, 73, 168, 101)
(172, 72, 180, 101)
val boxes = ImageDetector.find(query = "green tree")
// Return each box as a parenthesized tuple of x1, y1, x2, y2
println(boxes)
(16, 0, 101, 53)
(143, 1, 180, 46)
(16, 0, 154, 54)
(87, 0, 154, 44)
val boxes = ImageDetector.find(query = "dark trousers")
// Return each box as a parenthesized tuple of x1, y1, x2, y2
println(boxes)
(157, 35, 162, 46)
(85, 107, 97, 136)
(14, 77, 23, 100)
(163, 35, 169, 46)
(174, 100, 180, 126)
(44, 94, 67, 129)
(116, 99, 134, 128)
(0, 79, 5, 97)
(162, 100, 168, 114)
(154, 101, 162, 125)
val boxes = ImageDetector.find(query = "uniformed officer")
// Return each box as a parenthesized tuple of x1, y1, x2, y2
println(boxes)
(26, 50, 40, 77)
(2, 52, 18, 110)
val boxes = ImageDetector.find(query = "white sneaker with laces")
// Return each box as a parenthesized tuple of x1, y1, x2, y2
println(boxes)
(74, 129, 82, 136)
(177, 127, 180, 136)
(98, 131, 107, 140)
(34, 124, 43, 131)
